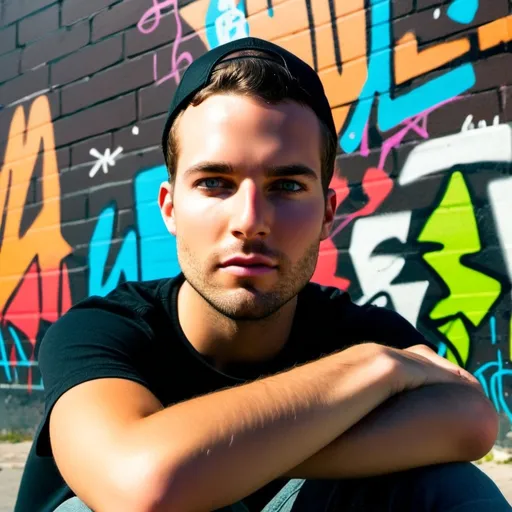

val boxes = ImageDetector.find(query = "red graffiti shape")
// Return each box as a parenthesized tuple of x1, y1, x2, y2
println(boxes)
(312, 173, 351, 289)
(330, 167, 393, 239)
(2, 259, 72, 391)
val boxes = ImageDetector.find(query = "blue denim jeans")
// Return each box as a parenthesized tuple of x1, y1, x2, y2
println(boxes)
(53, 462, 511, 511)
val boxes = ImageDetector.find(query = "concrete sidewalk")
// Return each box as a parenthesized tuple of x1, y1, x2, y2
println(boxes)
(2, 442, 512, 511)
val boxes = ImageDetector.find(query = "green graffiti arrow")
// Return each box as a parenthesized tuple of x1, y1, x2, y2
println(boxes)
(418, 171, 501, 365)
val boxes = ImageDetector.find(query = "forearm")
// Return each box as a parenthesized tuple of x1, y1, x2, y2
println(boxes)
(125, 345, 390, 511)
(285, 382, 498, 480)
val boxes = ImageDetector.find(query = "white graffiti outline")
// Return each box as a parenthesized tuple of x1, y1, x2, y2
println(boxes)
(89, 147, 124, 178)
(461, 114, 500, 132)
(399, 123, 512, 186)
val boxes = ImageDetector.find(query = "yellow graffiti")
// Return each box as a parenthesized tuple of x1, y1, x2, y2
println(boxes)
(0, 95, 72, 314)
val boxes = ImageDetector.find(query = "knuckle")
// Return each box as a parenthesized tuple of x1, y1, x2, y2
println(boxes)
(409, 344, 434, 355)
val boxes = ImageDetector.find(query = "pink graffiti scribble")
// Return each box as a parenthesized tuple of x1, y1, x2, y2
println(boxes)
(138, 0, 194, 86)
(360, 97, 459, 171)
(138, 0, 174, 34)
(329, 97, 461, 238)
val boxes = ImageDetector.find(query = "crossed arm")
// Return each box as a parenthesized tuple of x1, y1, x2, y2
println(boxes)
(49, 343, 498, 511)
(284, 381, 497, 479)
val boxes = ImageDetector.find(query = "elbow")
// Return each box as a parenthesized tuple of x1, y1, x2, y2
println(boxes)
(459, 394, 499, 461)
(109, 452, 185, 512)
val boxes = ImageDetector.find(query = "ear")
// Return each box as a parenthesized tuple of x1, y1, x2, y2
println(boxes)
(158, 181, 177, 236)
(320, 188, 337, 241)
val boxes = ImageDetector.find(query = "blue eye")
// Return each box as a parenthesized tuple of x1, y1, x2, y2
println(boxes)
(274, 180, 303, 193)
(199, 178, 224, 189)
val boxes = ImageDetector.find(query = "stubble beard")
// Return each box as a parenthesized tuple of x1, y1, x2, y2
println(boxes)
(177, 239, 321, 321)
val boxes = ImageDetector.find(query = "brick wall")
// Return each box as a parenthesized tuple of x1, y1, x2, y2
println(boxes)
(0, 0, 511, 437)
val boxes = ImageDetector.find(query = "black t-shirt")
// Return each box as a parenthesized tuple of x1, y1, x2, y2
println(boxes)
(15, 274, 430, 512)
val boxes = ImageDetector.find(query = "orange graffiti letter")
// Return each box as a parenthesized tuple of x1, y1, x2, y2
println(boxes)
(0, 96, 71, 320)
(394, 32, 470, 85)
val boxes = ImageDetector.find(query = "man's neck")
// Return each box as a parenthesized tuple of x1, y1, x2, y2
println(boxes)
(177, 280, 298, 371)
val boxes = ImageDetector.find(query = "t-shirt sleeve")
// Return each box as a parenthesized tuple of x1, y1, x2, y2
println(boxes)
(34, 299, 154, 457)
(356, 304, 438, 352)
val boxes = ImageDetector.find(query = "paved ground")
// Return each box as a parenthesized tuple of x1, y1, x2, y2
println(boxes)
(2, 443, 512, 511)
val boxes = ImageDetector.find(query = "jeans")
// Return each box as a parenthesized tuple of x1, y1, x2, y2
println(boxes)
(53, 462, 511, 511)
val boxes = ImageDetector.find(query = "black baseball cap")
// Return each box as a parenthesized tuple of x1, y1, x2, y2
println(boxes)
(161, 37, 336, 166)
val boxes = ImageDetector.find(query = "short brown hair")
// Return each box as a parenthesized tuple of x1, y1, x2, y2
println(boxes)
(165, 50, 337, 194)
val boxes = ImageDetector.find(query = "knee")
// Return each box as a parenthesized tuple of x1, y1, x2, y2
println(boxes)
(415, 462, 484, 481)
(408, 461, 503, 498)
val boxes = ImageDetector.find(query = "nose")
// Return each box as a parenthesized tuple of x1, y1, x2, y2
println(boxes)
(229, 180, 271, 240)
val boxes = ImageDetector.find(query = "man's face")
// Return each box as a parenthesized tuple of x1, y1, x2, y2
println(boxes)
(159, 94, 336, 320)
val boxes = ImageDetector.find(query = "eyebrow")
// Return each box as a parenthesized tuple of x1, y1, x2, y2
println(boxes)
(182, 162, 319, 181)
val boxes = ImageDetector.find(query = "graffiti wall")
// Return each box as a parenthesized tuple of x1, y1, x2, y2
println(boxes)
(0, 0, 511, 437)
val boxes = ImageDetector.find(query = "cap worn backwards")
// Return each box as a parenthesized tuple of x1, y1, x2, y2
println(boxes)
(160, 37, 336, 166)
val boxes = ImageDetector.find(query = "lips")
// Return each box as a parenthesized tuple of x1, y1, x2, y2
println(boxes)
(218, 255, 277, 277)
(219, 255, 277, 268)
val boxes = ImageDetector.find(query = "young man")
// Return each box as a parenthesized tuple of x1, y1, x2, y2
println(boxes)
(15, 37, 510, 512)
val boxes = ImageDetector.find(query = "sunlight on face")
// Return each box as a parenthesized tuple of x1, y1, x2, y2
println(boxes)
(161, 94, 334, 320)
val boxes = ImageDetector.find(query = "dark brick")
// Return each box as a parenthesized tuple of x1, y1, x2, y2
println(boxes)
(60, 214, 97, 252)
(113, 114, 165, 153)
(0, 26, 16, 56)
(138, 146, 164, 170)
(88, 180, 134, 218)
(0, 49, 20, 83)
(62, 0, 119, 25)
(18, 5, 59, 44)
(61, 54, 153, 114)
(416, 0, 440, 9)
(427, 90, 501, 138)
(22, 21, 89, 72)
(152, 43, 195, 86)
(335, 150, 382, 186)
(57, 147, 70, 171)
(71, 133, 112, 166)
(60, 192, 88, 224)
(503, 86, 512, 122)
(84, 151, 138, 191)
(59, 166, 95, 197)
(393, 0, 413, 18)
(51, 34, 123, 87)
(472, 54, 512, 93)
(47, 89, 60, 119)
(0, 90, 58, 146)
(393, 0, 509, 45)
(0, 65, 48, 106)
(394, 142, 421, 176)
(92, 0, 148, 41)
(96, 238, 139, 278)
(3, 0, 57, 24)
(116, 209, 136, 236)
(53, 93, 136, 146)
(138, 80, 178, 119)
(66, 149, 162, 206)
(0, 102, 16, 143)
(125, 11, 178, 57)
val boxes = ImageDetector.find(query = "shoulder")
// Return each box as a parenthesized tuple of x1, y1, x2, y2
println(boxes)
(75, 277, 177, 316)
(300, 282, 435, 351)
(37, 276, 182, 374)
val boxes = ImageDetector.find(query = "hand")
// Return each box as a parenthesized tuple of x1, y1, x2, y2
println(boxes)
(382, 343, 482, 397)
